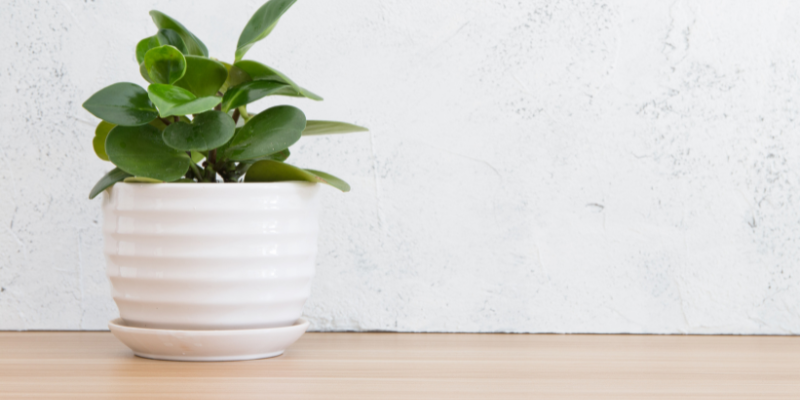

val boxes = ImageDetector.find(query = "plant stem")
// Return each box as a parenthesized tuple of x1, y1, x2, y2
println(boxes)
(232, 109, 240, 124)
(189, 162, 205, 182)
(159, 117, 172, 126)
(205, 164, 216, 182)
(238, 106, 251, 122)
(214, 92, 223, 111)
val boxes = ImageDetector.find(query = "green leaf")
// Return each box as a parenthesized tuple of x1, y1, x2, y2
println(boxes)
(105, 124, 191, 181)
(190, 150, 205, 163)
(224, 105, 306, 161)
(92, 121, 115, 161)
(89, 167, 132, 199)
(156, 29, 188, 54)
(144, 45, 186, 85)
(303, 120, 369, 136)
(305, 169, 350, 192)
(174, 56, 228, 97)
(220, 80, 296, 113)
(137, 29, 188, 65)
(149, 11, 208, 57)
(123, 177, 164, 183)
(139, 62, 154, 83)
(220, 62, 252, 93)
(228, 148, 290, 181)
(149, 118, 168, 131)
(136, 36, 159, 64)
(267, 148, 290, 162)
(235, 0, 296, 62)
(234, 60, 322, 101)
(245, 160, 350, 191)
(148, 116, 190, 131)
(83, 82, 158, 126)
(162, 110, 235, 151)
(147, 84, 222, 117)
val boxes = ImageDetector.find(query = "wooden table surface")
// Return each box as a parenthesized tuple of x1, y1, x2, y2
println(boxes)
(0, 332, 798, 399)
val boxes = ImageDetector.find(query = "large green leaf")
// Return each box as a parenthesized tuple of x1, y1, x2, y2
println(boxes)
(156, 29, 188, 55)
(92, 121, 115, 161)
(224, 105, 305, 161)
(149, 11, 208, 57)
(245, 160, 350, 192)
(235, 0, 296, 62)
(147, 84, 221, 117)
(162, 110, 235, 151)
(83, 82, 158, 126)
(234, 60, 322, 101)
(136, 36, 159, 64)
(106, 124, 191, 181)
(220, 80, 296, 112)
(139, 62, 154, 83)
(302, 120, 369, 136)
(174, 56, 228, 97)
(144, 45, 186, 85)
(88, 167, 132, 199)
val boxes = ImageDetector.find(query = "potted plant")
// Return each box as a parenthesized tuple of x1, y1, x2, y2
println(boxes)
(83, 0, 366, 361)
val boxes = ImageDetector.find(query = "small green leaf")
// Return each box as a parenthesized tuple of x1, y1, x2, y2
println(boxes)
(147, 84, 222, 117)
(136, 36, 159, 64)
(174, 56, 228, 97)
(162, 110, 235, 151)
(83, 82, 158, 126)
(149, 10, 208, 57)
(89, 167, 132, 199)
(149, 118, 167, 131)
(92, 121, 115, 161)
(123, 177, 164, 183)
(245, 160, 350, 192)
(235, 0, 297, 62)
(224, 105, 305, 161)
(156, 29, 188, 54)
(220, 80, 296, 112)
(144, 45, 187, 85)
(190, 150, 205, 163)
(305, 169, 350, 192)
(228, 148, 290, 181)
(303, 120, 369, 136)
(234, 60, 322, 101)
(106, 124, 191, 181)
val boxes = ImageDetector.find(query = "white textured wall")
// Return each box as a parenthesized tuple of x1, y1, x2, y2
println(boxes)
(1, 0, 800, 333)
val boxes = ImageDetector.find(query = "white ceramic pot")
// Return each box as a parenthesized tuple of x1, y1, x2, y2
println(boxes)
(102, 182, 320, 331)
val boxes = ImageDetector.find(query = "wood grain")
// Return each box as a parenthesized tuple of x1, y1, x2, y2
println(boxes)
(0, 332, 798, 399)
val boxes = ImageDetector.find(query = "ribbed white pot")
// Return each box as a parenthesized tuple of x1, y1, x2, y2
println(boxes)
(102, 182, 320, 331)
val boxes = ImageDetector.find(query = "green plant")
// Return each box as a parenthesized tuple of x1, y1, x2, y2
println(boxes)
(84, 0, 366, 199)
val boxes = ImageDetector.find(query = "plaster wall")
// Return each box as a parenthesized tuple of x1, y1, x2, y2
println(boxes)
(1, 0, 799, 333)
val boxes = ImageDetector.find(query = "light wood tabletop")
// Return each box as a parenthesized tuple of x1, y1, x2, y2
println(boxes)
(0, 331, 798, 399)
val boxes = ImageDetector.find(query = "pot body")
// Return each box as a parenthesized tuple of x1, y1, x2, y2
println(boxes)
(103, 182, 320, 330)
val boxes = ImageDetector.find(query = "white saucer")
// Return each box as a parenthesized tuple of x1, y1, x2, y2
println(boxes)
(108, 318, 309, 362)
